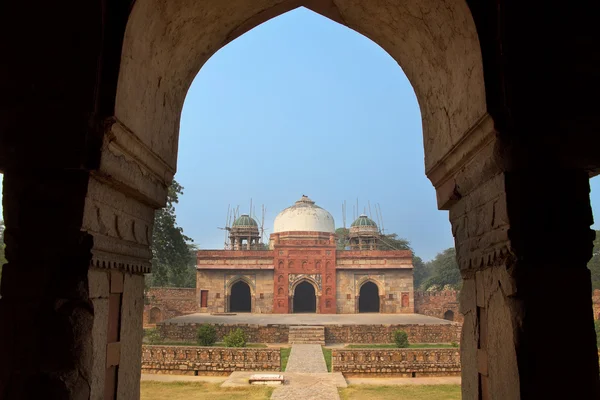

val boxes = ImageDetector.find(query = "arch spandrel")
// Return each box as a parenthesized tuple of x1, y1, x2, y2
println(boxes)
(116, 0, 486, 183)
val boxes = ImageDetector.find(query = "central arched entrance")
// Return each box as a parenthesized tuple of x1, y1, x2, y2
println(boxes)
(293, 281, 316, 313)
(359, 281, 380, 313)
(230, 281, 251, 312)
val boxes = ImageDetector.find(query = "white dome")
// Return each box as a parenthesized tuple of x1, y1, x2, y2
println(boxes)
(273, 195, 335, 233)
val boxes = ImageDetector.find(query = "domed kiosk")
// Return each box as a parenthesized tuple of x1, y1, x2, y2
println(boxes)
(229, 214, 260, 250)
(349, 214, 381, 250)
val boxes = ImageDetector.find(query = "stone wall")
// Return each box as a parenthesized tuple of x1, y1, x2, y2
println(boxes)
(414, 291, 463, 323)
(158, 322, 460, 344)
(141, 345, 280, 375)
(325, 324, 461, 344)
(196, 269, 275, 313)
(336, 269, 414, 313)
(158, 323, 289, 343)
(144, 287, 197, 325)
(332, 348, 461, 377)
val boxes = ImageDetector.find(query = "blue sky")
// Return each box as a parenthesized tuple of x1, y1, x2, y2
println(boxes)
(1, 7, 599, 261)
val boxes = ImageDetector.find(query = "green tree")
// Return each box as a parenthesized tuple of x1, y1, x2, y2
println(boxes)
(589, 230, 600, 290)
(335, 227, 349, 250)
(149, 180, 195, 288)
(421, 248, 462, 290)
(377, 233, 411, 251)
(413, 255, 432, 289)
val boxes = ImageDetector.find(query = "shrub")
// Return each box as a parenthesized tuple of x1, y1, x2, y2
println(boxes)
(145, 328, 161, 345)
(223, 328, 247, 347)
(393, 330, 409, 348)
(451, 341, 459, 348)
(197, 323, 217, 346)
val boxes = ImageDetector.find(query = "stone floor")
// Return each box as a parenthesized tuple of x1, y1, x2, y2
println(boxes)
(164, 312, 453, 325)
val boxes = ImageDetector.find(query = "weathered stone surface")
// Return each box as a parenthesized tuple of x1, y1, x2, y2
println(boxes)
(414, 291, 462, 323)
(141, 345, 280, 375)
(332, 348, 461, 377)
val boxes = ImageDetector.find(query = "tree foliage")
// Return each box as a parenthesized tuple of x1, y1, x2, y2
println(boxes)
(149, 180, 196, 288)
(377, 233, 411, 251)
(589, 230, 600, 290)
(421, 248, 462, 291)
(335, 228, 349, 250)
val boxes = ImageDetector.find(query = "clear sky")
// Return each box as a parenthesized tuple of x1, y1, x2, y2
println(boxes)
(1, 7, 599, 261)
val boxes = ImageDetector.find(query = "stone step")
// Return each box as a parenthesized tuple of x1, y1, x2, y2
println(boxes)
(288, 325, 325, 344)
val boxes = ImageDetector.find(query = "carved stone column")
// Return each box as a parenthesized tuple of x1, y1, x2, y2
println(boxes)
(83, 119, 174, 399)
(428, 114, 600, 399)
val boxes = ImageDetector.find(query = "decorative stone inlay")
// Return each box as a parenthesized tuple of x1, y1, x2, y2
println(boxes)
(289, 274, 322, 291)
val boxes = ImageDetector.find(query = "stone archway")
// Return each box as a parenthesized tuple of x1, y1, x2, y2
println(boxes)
(2, 0, 599, 398)
(229, 281, 252, 312)
(444, 310, 455, 321)
(293, 281, 317, 313)
(358, 281, 380, 313)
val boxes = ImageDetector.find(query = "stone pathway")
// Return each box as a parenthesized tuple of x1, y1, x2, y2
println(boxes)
(270, 344, 343, 400)
(284, 344, 327, 373)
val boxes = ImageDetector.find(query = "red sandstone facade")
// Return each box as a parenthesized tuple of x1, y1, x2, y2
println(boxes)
(194, 232, 414, 314)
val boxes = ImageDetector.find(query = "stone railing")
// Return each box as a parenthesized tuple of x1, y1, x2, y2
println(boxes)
(332, 348, 461, 377)
(141, 345, 281, 375)
(158, 323, 461, 344)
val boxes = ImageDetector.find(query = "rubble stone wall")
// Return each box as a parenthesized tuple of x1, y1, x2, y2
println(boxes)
(141, 345, 281, 375)
(332, 348, 461, 377)
(414, 291, 463, 323)
(158, 323, 460, 344)
(143, 287, 197, 325)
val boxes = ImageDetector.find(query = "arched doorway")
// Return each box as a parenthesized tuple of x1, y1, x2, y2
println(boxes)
(293, 281, 316, 313)
(230, 281, 251, 312)
(358, 281, 380, 313)
(444, 310, 455, 321)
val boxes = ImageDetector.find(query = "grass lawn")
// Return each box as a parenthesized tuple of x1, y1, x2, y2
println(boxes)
(280, 347, 291, 371)
(339, 384, 461, 400)
(322, 347, 332, 372)
(140, 381, 273, 400)
(345, 343, 458, 349)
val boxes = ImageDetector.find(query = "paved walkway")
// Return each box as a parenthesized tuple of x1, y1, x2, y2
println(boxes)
(164, 312, 453, 326)
(284, 344, 327, 373)
(270, 344, 342, 400)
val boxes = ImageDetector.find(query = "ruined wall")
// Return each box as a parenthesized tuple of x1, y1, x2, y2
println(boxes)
(196, 269, 274, 313)
(332, 348, 461, 377)
(141, 345, 280, 375)
(143, 287, 197, 325)
(414, 291, 463, 323)
(336, 269, 414, 313)
(158, 322, 460, 344)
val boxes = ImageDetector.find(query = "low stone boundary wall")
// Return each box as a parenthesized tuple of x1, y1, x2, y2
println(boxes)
(332, 348, 461, 377)
(141, 345, 281, 375)
(158, 322, 460, 344)
(158, 323, 289, 343)
(325, 324, 461, 344)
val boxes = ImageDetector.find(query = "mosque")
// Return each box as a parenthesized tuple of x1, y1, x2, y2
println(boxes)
(196, 195, 414, 314)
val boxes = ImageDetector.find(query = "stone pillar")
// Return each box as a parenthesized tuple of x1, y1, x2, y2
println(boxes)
(429, 115, 600, 399)
(0, 170, 94, 399)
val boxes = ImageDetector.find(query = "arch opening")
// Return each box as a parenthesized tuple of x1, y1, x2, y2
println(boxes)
(444, 310, 455, 321)
(293, 281, 316, 313)
(358, 281, 380, 313)
(230, 281, 251, 312)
